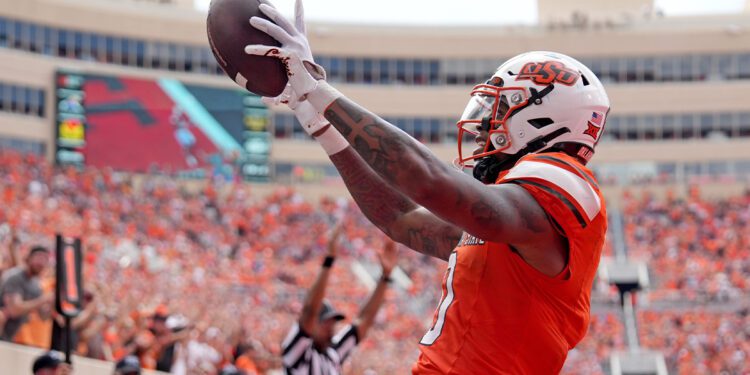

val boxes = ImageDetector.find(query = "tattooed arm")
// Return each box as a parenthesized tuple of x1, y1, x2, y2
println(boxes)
(244, 1, 564, 273)
(325, 138, 461, 261)
(314, 92, 560, 255)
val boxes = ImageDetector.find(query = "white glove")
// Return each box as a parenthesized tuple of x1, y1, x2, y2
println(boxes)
(245, 0, 326, 101)
(263, 84, 328, 136)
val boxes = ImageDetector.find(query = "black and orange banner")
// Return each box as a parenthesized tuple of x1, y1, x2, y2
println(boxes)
(54, 235, 83, 318)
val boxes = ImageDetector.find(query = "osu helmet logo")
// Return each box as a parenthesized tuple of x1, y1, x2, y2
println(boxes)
(516, 61, 580, 86)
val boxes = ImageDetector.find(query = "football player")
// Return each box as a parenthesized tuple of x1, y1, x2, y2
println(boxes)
(249, 1, 610, 373)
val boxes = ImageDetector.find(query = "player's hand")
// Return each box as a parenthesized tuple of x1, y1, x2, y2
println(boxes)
(326, 223, 344, 257)
(378, 240, 398, 276)
(245, 0, 326, 102)
(262, 85, 329, 136)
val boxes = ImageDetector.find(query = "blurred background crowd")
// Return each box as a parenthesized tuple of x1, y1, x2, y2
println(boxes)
(0, 150, 747, 374)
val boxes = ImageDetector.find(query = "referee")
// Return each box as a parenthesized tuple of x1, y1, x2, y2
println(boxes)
(281, 225, 397, 374)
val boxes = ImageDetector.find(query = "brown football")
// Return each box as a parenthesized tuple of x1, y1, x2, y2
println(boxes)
(207, 0, 288, 97)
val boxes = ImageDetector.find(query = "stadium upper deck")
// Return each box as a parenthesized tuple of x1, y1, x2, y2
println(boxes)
(0, 0, 749, 188)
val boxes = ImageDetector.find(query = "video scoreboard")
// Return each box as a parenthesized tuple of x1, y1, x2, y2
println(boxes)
(53, 70, 272, 182)
(241, 95, 272, 182)
(54, 71, 87, 166)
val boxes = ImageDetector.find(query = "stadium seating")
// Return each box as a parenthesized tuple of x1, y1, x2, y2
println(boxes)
(622, 190, 750, 302)
(0, 150, 747, 373)
(638, 310, 750, 374)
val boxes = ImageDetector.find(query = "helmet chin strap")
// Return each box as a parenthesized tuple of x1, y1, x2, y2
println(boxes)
(472, 127, 572, 184)
(473, 155, 513, 184)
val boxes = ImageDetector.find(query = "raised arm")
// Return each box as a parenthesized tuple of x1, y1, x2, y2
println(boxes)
(251, 0, 460, 260)
(317, 97, 551, 246)
(7, 230, 20, 268)
(353, 240, 397, 339)
(326, 144, 461, 261)
(246, 2, 553, 247)
(0, 228, 21, 272)
(299, 225, 339, 334)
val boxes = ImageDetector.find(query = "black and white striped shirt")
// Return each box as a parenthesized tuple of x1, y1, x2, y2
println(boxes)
(281, 323, 359, 375)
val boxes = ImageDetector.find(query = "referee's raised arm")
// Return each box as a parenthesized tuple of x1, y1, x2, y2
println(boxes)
(281, 223, 349, 374)
(351, 240, 397, 340)
(298, 224, 341, 335)
(281, 226, 397, 375)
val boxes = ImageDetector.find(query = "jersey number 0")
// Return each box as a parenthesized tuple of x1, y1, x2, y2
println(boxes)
(420, 251, 458, 345)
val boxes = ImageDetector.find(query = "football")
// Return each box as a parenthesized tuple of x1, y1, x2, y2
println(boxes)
(207, 0, 288, 97)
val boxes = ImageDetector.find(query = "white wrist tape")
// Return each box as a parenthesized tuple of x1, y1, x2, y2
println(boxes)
(306, 81, 343, 114)
(315, 125, 349, 155)
(296, 105, 328, 136)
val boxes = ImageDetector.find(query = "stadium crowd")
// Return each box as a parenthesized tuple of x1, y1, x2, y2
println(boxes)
(0, 150, 447, 373)
(619, 189, 750, 374)
(0, 149, 747, 374)
(622, 189, 750, 302)
(639, 310, 750, 374)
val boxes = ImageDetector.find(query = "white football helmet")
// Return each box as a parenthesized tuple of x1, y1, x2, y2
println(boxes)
(456, 51, 610, 171)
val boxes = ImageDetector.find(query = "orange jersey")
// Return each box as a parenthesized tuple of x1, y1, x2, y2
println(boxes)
(413, 152, 607, 374)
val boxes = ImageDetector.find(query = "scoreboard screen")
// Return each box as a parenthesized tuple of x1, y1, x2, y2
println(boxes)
(241, 95, 271, 182)
(54, 71, 87, 166)
(53, 71, 271, 182)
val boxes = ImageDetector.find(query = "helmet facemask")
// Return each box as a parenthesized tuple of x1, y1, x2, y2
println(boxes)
(455, 82, 529, 171)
